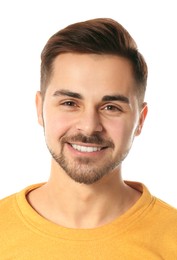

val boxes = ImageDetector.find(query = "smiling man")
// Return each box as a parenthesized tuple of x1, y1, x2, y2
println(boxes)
(36, 53, 145, 187)
(1, 18, 177, 259)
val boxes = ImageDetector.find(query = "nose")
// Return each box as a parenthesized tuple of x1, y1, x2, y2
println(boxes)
(76, 108, 103, 135)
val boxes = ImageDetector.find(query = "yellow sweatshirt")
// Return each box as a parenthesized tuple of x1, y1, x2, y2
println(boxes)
(0, 182, 177, 259)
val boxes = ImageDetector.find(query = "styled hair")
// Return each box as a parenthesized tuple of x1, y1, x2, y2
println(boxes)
(40, 18, 148, 101)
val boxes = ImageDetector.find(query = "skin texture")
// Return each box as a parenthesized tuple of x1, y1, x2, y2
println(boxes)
(29, 53, 148, 228)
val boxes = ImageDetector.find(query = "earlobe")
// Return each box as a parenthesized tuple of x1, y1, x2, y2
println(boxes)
(136, 102, 148, 136)
(35, 91, 44, 126)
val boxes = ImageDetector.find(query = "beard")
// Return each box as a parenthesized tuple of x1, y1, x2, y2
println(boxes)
(47, 133, 128, 185)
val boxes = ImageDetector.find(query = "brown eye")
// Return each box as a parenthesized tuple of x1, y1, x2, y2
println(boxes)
(104, 105, 121, 111)
(62, 101, 76, 106)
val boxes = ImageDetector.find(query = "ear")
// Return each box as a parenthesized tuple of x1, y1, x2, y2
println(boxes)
(35, 91, 44, 126)
(135, 102, 148, 136)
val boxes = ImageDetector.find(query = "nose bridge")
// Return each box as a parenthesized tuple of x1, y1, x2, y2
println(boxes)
(76, 105, 103, 134)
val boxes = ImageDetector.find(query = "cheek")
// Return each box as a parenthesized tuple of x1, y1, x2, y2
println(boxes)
(106, 118, 137, 144)
(44, 113, 73, 140)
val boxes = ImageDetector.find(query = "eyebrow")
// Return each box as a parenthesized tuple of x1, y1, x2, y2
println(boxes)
(53, 90, 83, 99)
(102, 95, 129, 104)
(53, 89, 129, 104)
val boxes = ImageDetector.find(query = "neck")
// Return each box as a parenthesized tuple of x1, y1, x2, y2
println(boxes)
(27, 160, 141, 228)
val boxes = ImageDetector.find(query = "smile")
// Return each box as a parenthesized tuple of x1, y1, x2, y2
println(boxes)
(71, 144, 102, 153)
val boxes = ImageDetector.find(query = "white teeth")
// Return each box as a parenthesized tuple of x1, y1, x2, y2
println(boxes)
(71, 144, 101, 152)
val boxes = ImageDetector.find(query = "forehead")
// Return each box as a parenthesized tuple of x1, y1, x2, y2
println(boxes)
(47, 53, 136, 97)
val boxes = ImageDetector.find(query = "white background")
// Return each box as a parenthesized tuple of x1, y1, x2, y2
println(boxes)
(0, 0, 177, 207)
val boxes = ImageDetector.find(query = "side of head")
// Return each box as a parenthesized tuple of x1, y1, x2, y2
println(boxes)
(40, 18, 148, 104)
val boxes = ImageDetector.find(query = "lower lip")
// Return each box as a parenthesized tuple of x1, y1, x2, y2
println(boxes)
(66, 143, 106, 157)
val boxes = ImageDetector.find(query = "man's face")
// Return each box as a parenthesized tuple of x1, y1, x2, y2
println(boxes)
(36, 53, 147, 184)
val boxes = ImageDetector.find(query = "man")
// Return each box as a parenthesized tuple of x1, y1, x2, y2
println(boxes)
(0, 18, 177, 259)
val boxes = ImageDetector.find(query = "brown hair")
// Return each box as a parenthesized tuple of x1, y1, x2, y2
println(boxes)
(40, 18, 148, 101)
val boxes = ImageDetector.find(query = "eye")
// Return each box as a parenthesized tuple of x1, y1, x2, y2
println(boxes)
(62, 101, 77, 107)
(59, 100, 79, 111)
(104, 105, 122, 112)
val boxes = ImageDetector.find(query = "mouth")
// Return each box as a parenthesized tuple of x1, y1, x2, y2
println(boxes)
(69, 143, 107, 153)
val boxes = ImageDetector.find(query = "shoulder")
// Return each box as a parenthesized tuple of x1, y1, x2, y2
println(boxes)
(153, 197, 177, 224)
(130, 181, 177, 235)
(0, 193, 17, 230)
(154, 197, 177, 216)
(0, 193, 16, 211)
(146, 197, 177, 244)
(0, 183, 43, 222)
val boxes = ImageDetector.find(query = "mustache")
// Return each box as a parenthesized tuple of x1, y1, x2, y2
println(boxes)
(61, 133, 114, 148)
